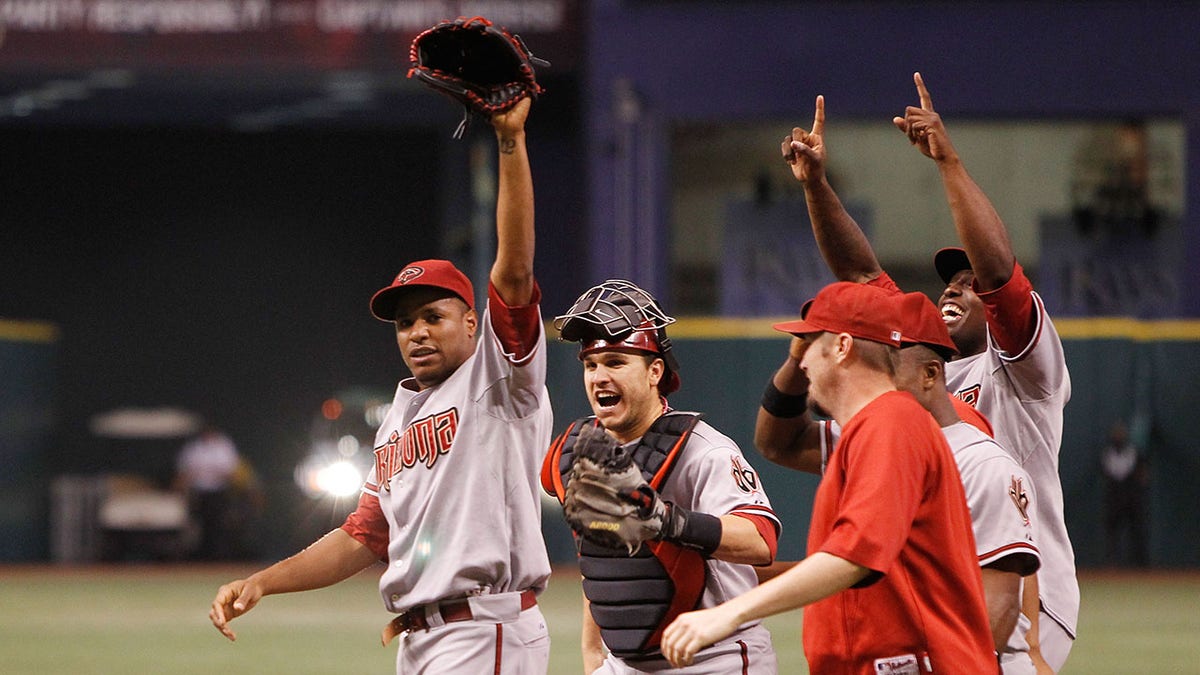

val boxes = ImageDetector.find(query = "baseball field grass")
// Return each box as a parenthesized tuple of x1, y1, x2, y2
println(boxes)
(0, 564, 1195, 674)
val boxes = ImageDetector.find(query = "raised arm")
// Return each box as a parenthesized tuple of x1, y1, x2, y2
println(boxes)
(489, 97, 536, 305)
(783, 95, 883, 283)
(755, 337, 823, 474)
(893, 72, 1015, 292)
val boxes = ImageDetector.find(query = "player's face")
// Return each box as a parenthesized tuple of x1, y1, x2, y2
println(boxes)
(581, 350, 665, 444)
(392, 290, 477, 390)
(798, 332, 836, 415)
(937, 270, 988, 357)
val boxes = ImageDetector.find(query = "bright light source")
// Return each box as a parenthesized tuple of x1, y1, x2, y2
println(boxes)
(315, 460, 363, 498)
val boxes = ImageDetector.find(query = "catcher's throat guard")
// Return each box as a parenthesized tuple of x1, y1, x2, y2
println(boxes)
(408, 16, 550, 139)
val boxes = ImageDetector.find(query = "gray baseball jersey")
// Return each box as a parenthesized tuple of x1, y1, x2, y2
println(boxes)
(944, 286, 1078, 639)
(942, 421, 1041, 673)
(604, 418, 782, 674)
(345, 291, 553, 613)
(658, 420, 780, 613)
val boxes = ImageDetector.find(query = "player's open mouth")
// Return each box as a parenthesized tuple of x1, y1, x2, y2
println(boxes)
(596, 393, 621, 408)
(941, 302, 964, 323)
(409, 347, 437, 361)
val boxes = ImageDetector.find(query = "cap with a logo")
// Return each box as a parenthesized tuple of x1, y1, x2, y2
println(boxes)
(934, 247, 972, 285)
(369, 259, 475, 321)
(896, 291, 958, 359)
(773, 281, 904, 347)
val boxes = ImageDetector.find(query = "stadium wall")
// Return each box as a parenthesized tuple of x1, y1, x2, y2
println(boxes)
(545, 319, 1200, 568)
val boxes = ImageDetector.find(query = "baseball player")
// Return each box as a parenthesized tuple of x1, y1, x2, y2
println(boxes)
(209, 97, 555, 674)
(540, 279, 782, 674)
(756, 291, 1043, 672)
(661, 282, 999, 673)
(780, 74, 1078, 670)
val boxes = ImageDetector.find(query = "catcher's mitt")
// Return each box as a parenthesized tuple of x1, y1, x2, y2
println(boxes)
(563, 424, 667, 555)
(408, 16, 550, 138)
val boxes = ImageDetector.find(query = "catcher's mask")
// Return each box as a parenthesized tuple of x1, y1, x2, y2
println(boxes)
(554, 280, 681, 395)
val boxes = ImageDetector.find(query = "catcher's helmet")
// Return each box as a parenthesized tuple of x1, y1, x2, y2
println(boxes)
(554, 280, 681, 395)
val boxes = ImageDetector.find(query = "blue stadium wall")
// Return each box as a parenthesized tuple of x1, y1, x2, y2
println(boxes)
(0, 320, 58, 561)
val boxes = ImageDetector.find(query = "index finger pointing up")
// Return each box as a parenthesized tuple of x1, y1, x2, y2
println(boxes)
(812, 95, 826, 137)
(913, 72, 934, 111)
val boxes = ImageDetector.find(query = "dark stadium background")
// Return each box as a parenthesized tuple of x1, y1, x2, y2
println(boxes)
(3, 0, 1198, 566)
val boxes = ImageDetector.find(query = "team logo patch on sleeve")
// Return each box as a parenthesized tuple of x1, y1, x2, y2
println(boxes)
(1008, 475, 1031, 526)
(730, 455, 760, 494)
(954, 383, 982, 408)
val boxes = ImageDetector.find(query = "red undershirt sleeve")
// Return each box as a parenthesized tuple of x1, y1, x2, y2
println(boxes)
(339, 493, 389, 561)
(976, 261, 1038, 356)
(487, 281, 542, 363)
(730, 511, 780, 561)
(866, 270, 903, 294)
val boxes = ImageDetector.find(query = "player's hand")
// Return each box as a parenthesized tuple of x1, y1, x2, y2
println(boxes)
(660, 606, 741, 668)
(892, 72, 958, 164)
(491, 96, 532, 137)
(209, 578, 264, 642)
(782, 95, 827, 184)
(787, 336, 811, 364)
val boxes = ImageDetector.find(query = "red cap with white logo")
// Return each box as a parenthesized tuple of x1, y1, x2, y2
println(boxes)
(369, 259, 475, 321)
(773, 281, 904, 347)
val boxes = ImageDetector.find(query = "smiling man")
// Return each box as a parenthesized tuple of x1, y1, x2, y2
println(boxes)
(770, 72, 1078, 671)
(540, 279, 781, 674)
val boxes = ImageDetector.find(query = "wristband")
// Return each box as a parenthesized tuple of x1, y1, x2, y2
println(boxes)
(761, 379, 808, 418)
(660, 503, 723, 556)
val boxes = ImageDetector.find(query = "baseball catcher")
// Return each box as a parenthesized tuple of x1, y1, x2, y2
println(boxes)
(408, 16, 549, 138)
(541, 279, 781, 671)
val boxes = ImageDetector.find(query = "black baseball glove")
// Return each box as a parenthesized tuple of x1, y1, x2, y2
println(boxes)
(408, 16, 550, 138)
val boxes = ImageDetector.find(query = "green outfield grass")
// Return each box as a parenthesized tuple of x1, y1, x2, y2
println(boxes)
(0, 565, 1195, 674)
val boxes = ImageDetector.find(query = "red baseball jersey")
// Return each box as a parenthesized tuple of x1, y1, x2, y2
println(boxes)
(803, 391, 998, 674)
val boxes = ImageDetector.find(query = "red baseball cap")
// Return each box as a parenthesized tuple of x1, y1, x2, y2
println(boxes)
(369, 259, 475, 321)
(896, 291, 958, 359)
(773, 281, 904, 347)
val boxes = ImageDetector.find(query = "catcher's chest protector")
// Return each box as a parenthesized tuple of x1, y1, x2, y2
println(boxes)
(547, 412, 708, 659)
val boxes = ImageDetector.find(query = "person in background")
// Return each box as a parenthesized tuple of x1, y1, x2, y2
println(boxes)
(174, 422, 241, 560)
(1100, 420, 1150, 567)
